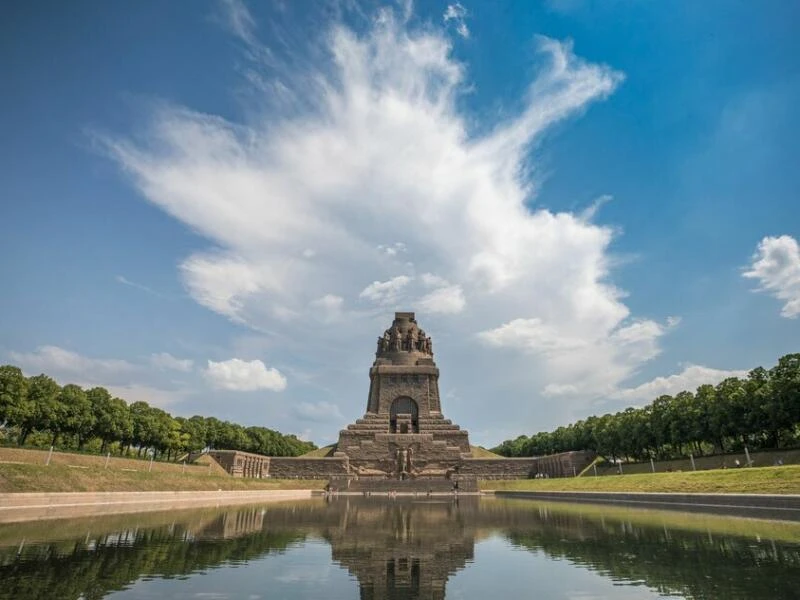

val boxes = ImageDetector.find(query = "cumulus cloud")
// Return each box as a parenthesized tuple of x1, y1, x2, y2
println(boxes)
(743, 235, 800, 318)
(98, 5, 689, 434)
(205, 358, 287, 391)
(359, 275, 412, 305)
(150, 352, 194, 372)
(611, 365, 749, 403)
(418, 283, 466, 314)
(480, 316, 676, 398)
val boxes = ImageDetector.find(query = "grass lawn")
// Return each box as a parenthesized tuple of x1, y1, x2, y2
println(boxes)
(481, 464, 800, 495)
(0, 463, 326, 493)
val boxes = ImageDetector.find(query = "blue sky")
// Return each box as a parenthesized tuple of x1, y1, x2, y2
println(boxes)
(2, 0, 799, 446)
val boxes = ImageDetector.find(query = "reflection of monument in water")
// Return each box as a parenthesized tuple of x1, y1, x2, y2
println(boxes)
(4, 498, 800, 600)
(325, 498, 477, 600)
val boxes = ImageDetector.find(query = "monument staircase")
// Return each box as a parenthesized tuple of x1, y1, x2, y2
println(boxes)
(329, 475, 477, 494)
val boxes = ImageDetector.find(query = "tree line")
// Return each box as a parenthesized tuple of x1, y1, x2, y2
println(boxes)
(0, 365, 316, 459)
(492, 353, 800, 462)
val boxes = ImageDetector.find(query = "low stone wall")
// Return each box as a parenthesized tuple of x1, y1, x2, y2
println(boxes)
(203, 449, 594, 481)
(267, 457, 349, 479)
(460, 451, 595, 479)
(0, 490, 314, 523)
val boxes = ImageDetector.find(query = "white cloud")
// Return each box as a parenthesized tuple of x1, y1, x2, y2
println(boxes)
(99, 6, 683, 435)
(611, 365, 749, 403)
(743, 235, 800, 318)
(417, 283, 465, 314)
(443, 3, 469, 39)
(9, 346, 135, 380)
(218, 0, 258, 50)
(204, 358, 287, 391)
(579, 194, 612, 222)
(150, 352, 194, 372)
(359, 275, 412, 305)
(480, 316, 675, 398)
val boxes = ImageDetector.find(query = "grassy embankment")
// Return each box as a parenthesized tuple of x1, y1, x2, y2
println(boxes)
(482, 464, 800, 494)
(0, 447, 325, 493)
(0, 462, 326, 493)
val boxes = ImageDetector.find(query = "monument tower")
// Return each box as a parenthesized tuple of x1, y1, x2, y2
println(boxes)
(335, 312, 471, 481)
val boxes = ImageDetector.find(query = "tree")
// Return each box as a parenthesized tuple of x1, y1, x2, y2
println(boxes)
(88, 388, 132, 453)
(765, 354, 800, 446)
(648, 395, 674, 458)
(22, 374, 60, 446)
(129, 401, 157, 456)
(57, 384, 95, 448)
(178, 416, 208, 453)
(0, 365, 29, 429)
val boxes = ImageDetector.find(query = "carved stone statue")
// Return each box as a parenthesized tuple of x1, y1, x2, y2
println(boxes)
(405, 329, 416, 351)
(418, 336, 430, 354)
(396, 448, 408, 476)
(391, 326, 402, 351)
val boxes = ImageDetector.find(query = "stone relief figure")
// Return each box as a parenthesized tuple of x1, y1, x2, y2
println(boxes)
(396, 448, 408, 476)
(391, 326, 402, 351)
(378, 331, 390, 353)
(406, 447, 414, 474)
(405, 328, 416, 351)
(416, 329, 426, 351)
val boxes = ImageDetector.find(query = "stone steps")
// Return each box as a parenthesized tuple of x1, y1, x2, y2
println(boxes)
(328, 475, 478, 494)
(334, 478, 457, 494)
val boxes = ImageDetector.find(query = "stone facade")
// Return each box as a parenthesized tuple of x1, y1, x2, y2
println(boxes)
(335, 312, 472, 481)
(205, 449, 348, 479)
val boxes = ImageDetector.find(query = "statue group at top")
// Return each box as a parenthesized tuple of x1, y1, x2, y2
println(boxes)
(377, 322, 433, 355)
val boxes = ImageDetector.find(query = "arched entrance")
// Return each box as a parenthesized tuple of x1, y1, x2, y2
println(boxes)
(390, 396, 419, 433)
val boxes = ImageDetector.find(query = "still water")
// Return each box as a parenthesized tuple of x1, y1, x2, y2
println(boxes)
(1, 496, 798, 600)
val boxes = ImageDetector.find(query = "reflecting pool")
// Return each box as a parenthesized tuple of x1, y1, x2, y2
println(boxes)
(1, 496, 799, 599)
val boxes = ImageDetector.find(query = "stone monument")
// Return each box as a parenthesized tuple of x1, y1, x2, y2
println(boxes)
(334, 312, 472, 486)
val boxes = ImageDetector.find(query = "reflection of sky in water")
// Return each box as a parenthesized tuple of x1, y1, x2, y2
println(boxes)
(108, 540, 358, 600)
(1, 497, 799, 600)
(447, 535, 681, 600)
(108, 533, 681, 600)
